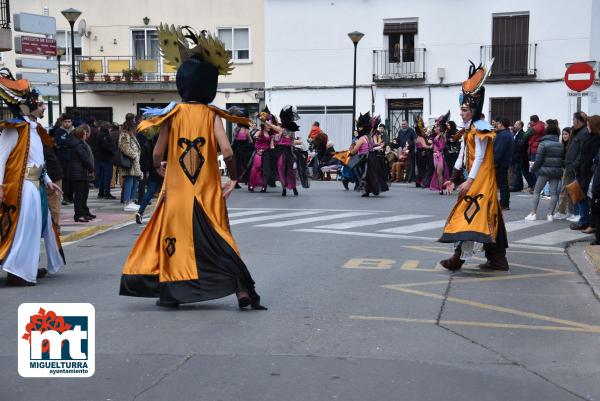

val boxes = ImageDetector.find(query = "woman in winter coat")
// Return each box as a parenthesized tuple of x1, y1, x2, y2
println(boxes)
(588, 116, 600, 244)
(524, 124, 564, 221)
(69, 124, 95, 222)
(118, 113, 143, 211)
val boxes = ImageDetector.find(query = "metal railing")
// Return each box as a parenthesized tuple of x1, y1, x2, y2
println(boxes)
(74, 55, 177, 82)
(480, 44, 537, 78)
(0, 0, 10, 29)
(372, 48, 426, 81)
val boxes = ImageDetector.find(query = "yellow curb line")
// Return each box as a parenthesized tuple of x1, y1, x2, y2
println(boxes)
(60, 216, 134, 243)
(584, 245, 600, 273)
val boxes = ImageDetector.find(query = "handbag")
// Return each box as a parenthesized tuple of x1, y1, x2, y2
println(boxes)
(566, 179, 585, 204)
(113, 150, 132, 169)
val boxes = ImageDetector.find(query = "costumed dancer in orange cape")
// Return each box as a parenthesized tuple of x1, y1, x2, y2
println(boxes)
(119, 24, 266, 309)
(0, 69, 65, 286)
(439, 60, 509, 271)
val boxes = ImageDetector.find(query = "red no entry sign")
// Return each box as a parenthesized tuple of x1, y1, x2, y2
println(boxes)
(564, 62, 595, 92)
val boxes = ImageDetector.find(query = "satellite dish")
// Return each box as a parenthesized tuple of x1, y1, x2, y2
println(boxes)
(77, 19, 87, 37)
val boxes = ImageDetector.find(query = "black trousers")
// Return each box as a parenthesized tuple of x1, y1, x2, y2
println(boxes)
(60, 159, 72, 202)
(496, 165, 510, 208)
(72, 180, 90, 218)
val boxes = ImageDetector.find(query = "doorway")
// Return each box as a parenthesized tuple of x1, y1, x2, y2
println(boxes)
(387, 98, 423, 140)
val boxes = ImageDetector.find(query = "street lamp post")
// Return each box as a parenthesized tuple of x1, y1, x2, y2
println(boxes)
(61, 8, 81, 110)
(56, 48, 65, 115)
(347, 31, 364, 136)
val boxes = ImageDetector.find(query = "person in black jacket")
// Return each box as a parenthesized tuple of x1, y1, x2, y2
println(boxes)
(96, 122, 117, 199)
(493, 118, 514, 210)
(588, 116, 600, 244)
(69, 124, 95, 222)
(43, 144, 64, 230)
(54, 115, 74, 203)
(510, 121, 526, 192)
(568, 112, 591, 228)
(571, 113, 598, 231)
(524, 124, 564, 221)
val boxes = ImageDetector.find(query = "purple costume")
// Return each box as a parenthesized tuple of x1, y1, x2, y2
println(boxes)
(248, 133, 271, 188)
(429, 134, 450, 192)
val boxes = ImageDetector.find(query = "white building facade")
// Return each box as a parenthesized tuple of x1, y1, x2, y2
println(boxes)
(265, 0, 600, 150)
(4, 0, 265, 132)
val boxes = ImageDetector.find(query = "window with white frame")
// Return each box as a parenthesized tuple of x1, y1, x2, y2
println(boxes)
(56, 30, 82, 61)
(217, 27, 250, 61)
(132, 29, 159, 60)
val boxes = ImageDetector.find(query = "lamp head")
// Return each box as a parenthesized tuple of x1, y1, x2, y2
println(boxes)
(61, 8, 82, 24)
(347, 31, 364, 45)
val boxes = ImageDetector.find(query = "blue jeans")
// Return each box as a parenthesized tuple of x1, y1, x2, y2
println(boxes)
(578, 197, 590, 227)
(138, 179, 160, 215)
(123, 175, 139, 203)
(97, 161, 113, 196)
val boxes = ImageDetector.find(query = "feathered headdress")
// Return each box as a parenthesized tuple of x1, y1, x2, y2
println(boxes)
(371, 114, 382, 131)
(0, 68, 43, 118)
(435, 110, 450, 130)
(356, 112, 371, 136)
(459, 59, 494, 122)
(279, 105, 300, 132)
(158, 24, 233, 104)
(227, 106, 250, 128)
(158, 24, 233, 76)
(413, 114, 425, 136)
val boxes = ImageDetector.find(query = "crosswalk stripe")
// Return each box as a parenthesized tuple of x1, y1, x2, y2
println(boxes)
(227, 210, 272, 218)
(294, 228, 437, 241)
(256, 212, 369, 227)
(316, 214, 432, 230)
(229, 211, 322, 225)
(504, 219, 548, 232)
(378, 220, 447, 234)
(516, 228, 592, 245)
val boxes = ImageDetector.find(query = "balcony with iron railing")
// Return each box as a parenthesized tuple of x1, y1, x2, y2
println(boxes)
(372, 48, 426, 83)
(0, 0, 11, 51)
(74, 55, 177, 91)
(480, 43, 537, 81)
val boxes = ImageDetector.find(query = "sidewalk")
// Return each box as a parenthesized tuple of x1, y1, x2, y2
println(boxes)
(58, 186, 150, 243)
(567, 241, 600, 301)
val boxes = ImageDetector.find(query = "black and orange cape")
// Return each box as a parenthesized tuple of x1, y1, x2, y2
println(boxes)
(119, 103, 261, 305)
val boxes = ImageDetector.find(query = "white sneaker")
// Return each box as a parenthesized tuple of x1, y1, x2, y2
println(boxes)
(567, 215, 581, 222)
(553, 212, 568, 220)
(546, 214, 554, 222)
(524, 213, 537, 221)
(124, 203, 138, 212)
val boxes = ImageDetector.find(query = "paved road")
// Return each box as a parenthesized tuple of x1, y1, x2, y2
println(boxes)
(1, 182, 599, 401)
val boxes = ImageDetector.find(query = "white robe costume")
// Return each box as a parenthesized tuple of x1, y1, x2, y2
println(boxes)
(0, 116, 64, 283)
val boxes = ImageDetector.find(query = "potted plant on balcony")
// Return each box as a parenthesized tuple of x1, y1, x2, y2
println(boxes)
(132, 68, 143, 81)
(103, 74, 111, 82)
(86, 68, 96, 81)
(113, 75, 122, 82)
(162, 74, 170, 82)
(77, 72, 85, 81)
(122, 68, 133, 82)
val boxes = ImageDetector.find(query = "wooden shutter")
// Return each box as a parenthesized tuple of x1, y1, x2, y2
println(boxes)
(492, 15, 529, 76)
(490, 98, 522, 126)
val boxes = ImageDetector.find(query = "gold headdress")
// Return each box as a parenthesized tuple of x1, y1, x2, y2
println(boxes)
(158, 24, 233, 76)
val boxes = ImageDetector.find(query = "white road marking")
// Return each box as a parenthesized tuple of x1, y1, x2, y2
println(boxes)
(516, 228, 592, 245)
(294, 228, 437, 241)
(504, 219, 547, 232)
(378, 220, 447, 234)
(256, 212, 369, 227)
(227, 210, 272, 218)
(229, 211, 322, 225)
(316, 214, 431, 230)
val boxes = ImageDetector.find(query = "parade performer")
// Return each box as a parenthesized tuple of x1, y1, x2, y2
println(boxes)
(349, 113, 389, 197)
(439, 60, 509, 271)
(245, 120, 271, 192)
(0, 69, 65, 286)
(230, 107, 254, 189)
(119, 24, 266, 309)
(430, 111, 451, 194)
(265, 105, 309, 196)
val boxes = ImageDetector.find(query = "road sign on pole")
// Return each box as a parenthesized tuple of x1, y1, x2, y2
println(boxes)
(14, 36, 57, 56)
(564, 62, 596, 92)
(14, 13, 56, 36)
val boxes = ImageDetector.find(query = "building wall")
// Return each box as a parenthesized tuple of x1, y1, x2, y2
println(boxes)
(265, 0, 599, 149)
(4, 0, 265, 125)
